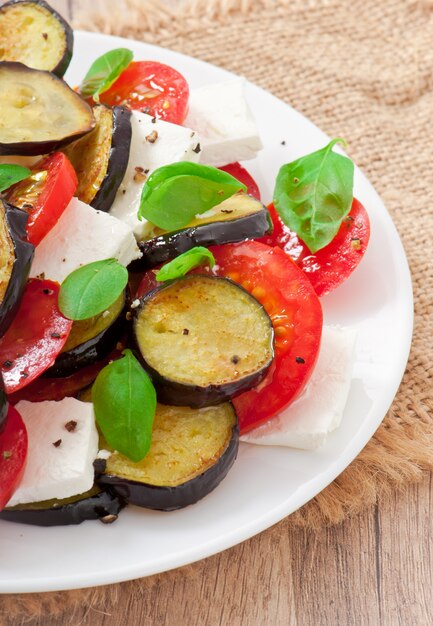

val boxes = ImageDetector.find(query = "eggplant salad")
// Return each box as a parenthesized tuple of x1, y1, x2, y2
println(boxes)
(0, 0, 370, 525)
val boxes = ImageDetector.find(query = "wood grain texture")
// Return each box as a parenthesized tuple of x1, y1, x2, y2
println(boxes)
(1, 2, 432, 624)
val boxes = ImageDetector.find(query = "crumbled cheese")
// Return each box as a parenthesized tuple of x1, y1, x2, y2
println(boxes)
(96, 449, 112, 460)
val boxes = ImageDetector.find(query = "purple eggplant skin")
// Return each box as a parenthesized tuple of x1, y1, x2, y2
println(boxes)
(97, 423, 239, 511)
(129, 204, 273, 272)
(0, 0, 74, 77)
(43, 292, 128, 378)
(141, 359, 272, 408)
(0, 489, 126, 526)
(133, 277, 274, 408)
(0, 374, 7, 434)
(91, 106, 132, 213)
(0, 201, 34, 338)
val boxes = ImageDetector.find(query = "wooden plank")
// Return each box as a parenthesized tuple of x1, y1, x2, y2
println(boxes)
(378, 476, 433, 626)
(284, 509, 381, 625)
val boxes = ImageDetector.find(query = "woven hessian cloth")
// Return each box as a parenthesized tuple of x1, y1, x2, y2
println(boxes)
(1, 0, 432, 621)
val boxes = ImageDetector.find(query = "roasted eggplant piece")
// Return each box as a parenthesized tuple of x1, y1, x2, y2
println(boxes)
(0, 0, 73, 77)
(0, 62, 95, 156)
(134, 275, 274, 407)
(0, 200, 34, 337)
(97, 402, 239, 511)
(0, 486, 125, 526)
(64, 105, 132, 213)
(0, 202, 15, 334)
(130, 193, 273, 271)
(44, 292, 126, 378)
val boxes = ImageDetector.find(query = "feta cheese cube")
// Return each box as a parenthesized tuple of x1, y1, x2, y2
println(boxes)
(184, 79, 263, 167)
(7, 398, 98, 506)
(30, 197, 141, 283)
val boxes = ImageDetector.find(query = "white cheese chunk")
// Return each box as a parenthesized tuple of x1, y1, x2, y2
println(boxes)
(109, 111, 201, 240)
(96, 449, 112, 460)
(240, 326, 357, 450)
(7, 398, 98, 506)
(184, 79, 263, 167)
(30, 197, 141, 283)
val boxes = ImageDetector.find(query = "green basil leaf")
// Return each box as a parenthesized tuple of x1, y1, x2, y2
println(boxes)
(156, 246, 215, 282)
(273, 138, 354, 253)
(80, 48, 133, 102)
(138, 162, 246, 230)
(59, 258, 128, 321)
(93, 349, 156, 462)
(0, 164, 31, 193)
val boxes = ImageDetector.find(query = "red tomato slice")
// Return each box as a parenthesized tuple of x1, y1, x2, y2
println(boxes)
(260, 199, 370, 297)
(0, 405, 28, 510)
(8, 349, 123, 405)
(209, 241, 323, 433)
(218, 162, 261, 200)
(98, 61, 189, 124)
(0, 279, 72, 393)
(6, 152, 77, 246)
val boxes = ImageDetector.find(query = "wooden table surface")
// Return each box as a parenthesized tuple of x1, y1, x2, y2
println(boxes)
(5, 1, 433, 624)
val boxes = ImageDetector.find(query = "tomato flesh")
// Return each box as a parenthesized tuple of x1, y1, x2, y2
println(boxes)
(6, 152, 77, 246)
(0, 405, 28, 510)
(218, 162, 261, 200)
(98, 61, 189, 124)
(0, 279, 73, 393)
(260, 199, 370, 297)
(8, 349, 123, 405)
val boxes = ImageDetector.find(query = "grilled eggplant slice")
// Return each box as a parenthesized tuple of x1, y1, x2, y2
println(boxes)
(0, 0, 73, 77)
(130, 193, 272, 271)
(0, 62, 95, 156)
(134, 275, 274, 407)
(44, 292, 126, 378)
(64, 105, 132, 213)
(0, 200, 34, 337)
(0, 486, 125, 526)
(97, 403, 239, 511)
(0, 202, 15, 331)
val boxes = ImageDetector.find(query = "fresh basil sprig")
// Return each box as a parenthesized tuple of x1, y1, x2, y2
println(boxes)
(58, 258, 128, 321)
(273, 138, 354, 253)
(0, 164, 31, 193)
(156, 247, 215, 282)
(93, 350, 156, 462)
(80, 48, 133, 102)
(138, 162, 246, 230)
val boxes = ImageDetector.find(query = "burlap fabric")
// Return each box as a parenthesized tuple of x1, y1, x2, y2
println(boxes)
(1, 0, 432, 621)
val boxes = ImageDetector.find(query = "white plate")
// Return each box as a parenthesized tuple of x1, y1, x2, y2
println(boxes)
(0, 31, 413, 594)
